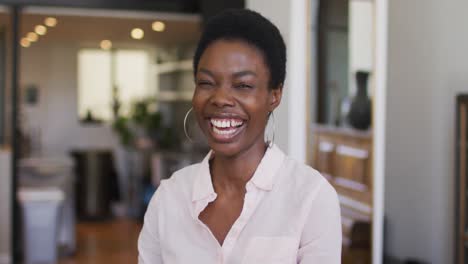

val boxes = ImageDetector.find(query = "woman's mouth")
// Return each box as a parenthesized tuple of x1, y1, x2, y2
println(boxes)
(209, 117, 245, 141)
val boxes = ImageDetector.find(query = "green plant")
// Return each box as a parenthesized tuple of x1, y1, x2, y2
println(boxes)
(112, 116, 133, 146)
(130, 100, 162, 133)
(112, 99, 166, 148)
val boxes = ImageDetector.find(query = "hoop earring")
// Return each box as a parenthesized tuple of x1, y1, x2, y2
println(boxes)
(183, 107, 193, 142)
(266, 111, 276, 148)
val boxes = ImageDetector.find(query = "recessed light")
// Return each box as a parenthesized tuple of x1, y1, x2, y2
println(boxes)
(44, 17, 58, 27)
(26, 32, 38, 42)
(100, 40, 112, 50)
(152, 21, 165, 32)
(131, 28, 144, 40)
(20, 38, 30, 48)
(35, 25, 47, 35)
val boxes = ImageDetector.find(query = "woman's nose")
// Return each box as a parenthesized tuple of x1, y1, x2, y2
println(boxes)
(210, 84, 235, 108)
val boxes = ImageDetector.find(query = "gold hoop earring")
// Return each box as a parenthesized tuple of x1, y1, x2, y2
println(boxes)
(183, 107, 193, 142)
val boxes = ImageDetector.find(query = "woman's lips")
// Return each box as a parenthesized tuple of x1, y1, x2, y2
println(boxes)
(208, 117, 245, 142)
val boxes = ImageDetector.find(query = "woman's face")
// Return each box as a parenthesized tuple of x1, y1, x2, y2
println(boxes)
(192, 39, 282, 157)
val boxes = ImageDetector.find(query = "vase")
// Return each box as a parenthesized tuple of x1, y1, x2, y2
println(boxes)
(347, 71, 371, 130)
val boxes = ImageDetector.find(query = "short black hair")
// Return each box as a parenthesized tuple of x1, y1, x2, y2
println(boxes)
(193, 9, 286, 90)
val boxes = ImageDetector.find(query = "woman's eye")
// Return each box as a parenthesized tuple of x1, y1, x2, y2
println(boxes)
(235, 83, 253, 89)
(197, 81, 213, 87)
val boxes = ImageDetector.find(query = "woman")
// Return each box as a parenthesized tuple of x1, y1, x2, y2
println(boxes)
(138, 9, 341, 263)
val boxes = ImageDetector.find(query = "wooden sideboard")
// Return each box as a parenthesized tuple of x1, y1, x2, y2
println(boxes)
(311, 125, 372, 264)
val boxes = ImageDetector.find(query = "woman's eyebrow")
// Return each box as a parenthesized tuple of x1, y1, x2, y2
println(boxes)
(233, 70, 257, 78)
(198, 68, 257, 78)
(198, 68, 214, 77)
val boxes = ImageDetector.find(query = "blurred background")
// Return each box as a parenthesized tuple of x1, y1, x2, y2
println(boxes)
(0, 0, 466, 264)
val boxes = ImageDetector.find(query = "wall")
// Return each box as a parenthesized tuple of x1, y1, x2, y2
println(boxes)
(247, 0, 308, 162)
(20, 43, 118, 157)
(0, 148, 11, 264)
(349, 0, 373, 94)
(384, 0, 468, 262)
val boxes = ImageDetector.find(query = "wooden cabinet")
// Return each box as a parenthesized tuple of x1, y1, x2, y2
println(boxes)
(456, 95, 468, 264)
(312, 125, 372, 264)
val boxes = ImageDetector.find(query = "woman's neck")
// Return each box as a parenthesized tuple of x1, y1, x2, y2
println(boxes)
(210, 141, 268, 194)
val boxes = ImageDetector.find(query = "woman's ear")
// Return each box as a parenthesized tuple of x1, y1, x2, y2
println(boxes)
(269, 86, 283, 112)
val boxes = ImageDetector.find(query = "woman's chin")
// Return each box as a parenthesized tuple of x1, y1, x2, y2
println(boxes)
(206, 134, 244, 158)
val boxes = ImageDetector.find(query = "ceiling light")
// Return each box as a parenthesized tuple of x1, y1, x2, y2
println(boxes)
(100, 40, 112, 50)
(44, 17, 58, 27)
(152, 21, 165, 32)
(20, 38, 30, 48)
(35, 25, 47, 35)
(131, 28, 144, 40)
(26, 32, 38, 42)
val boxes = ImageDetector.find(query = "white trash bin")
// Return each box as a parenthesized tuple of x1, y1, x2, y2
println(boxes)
(19, 157, 76, 254)
(18, 187, 64, 264)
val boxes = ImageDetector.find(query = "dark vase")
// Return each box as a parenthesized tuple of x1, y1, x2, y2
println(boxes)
(347, 71, 371, 130)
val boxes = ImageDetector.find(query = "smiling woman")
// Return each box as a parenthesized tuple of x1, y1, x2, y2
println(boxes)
(138, 9, 342, 264)
(192, 39, 280, 157)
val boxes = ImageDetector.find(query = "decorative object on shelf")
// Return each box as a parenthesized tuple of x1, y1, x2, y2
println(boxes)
(348, 71, 371, 130)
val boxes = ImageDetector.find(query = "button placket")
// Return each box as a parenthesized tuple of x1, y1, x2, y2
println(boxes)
(193, 193, 223, 262)
(217, 250, 224, 264)
(221, 187, 264, 259)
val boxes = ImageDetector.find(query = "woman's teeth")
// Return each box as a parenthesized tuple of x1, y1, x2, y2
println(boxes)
(210, 119, 244, 128)
(212, 126, 237, 135)
(210, 118, 244, 136)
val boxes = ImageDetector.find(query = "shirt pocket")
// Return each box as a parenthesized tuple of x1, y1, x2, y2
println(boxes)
(242, 236, 297, 264)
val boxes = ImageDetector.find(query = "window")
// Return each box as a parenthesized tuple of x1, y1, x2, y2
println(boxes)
(77, 49, 151, 122)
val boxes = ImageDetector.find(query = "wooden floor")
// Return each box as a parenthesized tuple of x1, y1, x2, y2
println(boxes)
(58, 219, 142, 264)
(58, 219, 365, 264)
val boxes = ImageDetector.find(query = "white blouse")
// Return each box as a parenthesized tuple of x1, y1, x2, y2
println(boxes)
(138, 144, 342, 264)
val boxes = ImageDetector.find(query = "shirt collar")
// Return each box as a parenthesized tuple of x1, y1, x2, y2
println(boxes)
(191, 144, 286, 202)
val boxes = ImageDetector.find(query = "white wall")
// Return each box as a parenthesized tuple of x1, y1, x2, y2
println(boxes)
(349, 1, 373, 73)
(247, 0, 308, 162)
(20, 43, 118, 157)
(0, 148, 11, 264)
(349, 1, 374, 95)
(384, 0, 468, 262)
